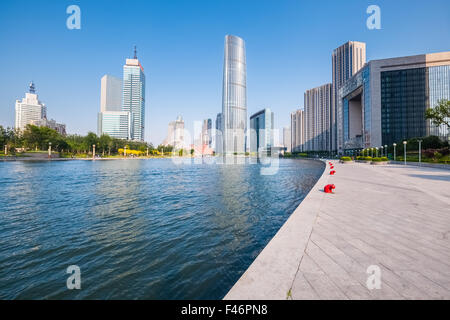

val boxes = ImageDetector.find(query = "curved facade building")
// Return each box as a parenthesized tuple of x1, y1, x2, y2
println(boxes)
(222, 35, 247, 154)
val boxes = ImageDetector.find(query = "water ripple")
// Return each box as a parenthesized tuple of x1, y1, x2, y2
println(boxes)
(0, 158, 324, 299)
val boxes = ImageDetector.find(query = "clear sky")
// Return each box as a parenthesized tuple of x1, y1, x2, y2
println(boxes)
(1, 0, 449, 145)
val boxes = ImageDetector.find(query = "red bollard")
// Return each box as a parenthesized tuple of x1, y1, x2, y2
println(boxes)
(330, 165, 334, 169)
(330, 170, 336, 175)
(324, 184, 336, 193)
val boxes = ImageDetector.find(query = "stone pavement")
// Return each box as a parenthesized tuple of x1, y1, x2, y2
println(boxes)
(225, 161, 450, 300)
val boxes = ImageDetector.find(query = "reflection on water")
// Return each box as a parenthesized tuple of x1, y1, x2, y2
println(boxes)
(0, 158, 324, 299)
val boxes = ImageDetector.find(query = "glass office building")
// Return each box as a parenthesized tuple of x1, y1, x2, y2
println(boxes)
(123, 52, 146, 141)
(249, 108, 274, 153)
(98, 111, 131, 140)
(222, 35, 247, 154)
(337, 52, 450, 154)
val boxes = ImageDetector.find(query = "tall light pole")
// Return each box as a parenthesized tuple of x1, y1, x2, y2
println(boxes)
(4, 144, 7, 155)
(48, 142, 52, 159)
(146, 148, 149, 157)
(393, 143, 397, 161)
(403, 141, 407, 165)
(380, 146, 383, 157)
(92, 144, 96, 160)
(124, 146, 127, 157)
(418, 140, 422, 166)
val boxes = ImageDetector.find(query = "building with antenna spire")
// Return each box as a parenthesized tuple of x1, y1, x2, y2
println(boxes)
(122, 46, 146, 141)
(15, 82, 47, 131)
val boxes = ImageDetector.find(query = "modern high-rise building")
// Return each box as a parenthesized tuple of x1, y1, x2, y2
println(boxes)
(215, 112, 223, 153)
(163, 116, 185, 150)
(202, 118, 212, 147)
(123, 47, 146, 141)
(304, 84, 332, 151)
(283, 127, 291, 153)
(15, 82, 47, 131)
(249, 108, 274, 153)
(290, 109, 305, 152)
(98, 111, 131, 140)
(332, 41, 366, 152)
(98, 74, 130, 138)
(337, 51, 450, 153)
(222, 35, 247, 154)
(100, 75, 122, 112)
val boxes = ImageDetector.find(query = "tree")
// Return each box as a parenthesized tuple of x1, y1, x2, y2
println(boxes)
(425, 99, 450, 128)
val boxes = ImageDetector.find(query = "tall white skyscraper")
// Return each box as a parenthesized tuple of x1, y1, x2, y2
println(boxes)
(100, 75, 122, 112)
(15, 82, 47, 131)
(123, 47, 146, 141)
(304, 84, 332, 151)
(332, 41, 366, 151)
(222, 35, 247, 154)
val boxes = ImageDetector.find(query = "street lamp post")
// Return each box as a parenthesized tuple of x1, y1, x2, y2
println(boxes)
(418, 140, 422, 166)
(92, 144, 96, 160)
(146, 148, 149, 157)
(124, 146, 127, 157)
(48, 142, 52, 159)
(4, 144, 7, 155)
(403, 141, 407, 165)
(380, 146, 383, 157)
(393, 143, 397, 161)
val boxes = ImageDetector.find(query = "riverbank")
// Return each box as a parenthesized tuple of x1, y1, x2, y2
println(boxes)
(225, 161, 450, 299)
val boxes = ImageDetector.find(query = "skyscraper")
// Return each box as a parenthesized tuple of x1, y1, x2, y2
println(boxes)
(249, 108, 274, 153)
(15, 82, 47, 131)
(163, 116, 185, 150)
(332, 41, 366, 152)
(222, 35, 247, 154)
(100, 75, 122, 112)
(123, 47, 146, 141)
(283, 127, 291, 153)
(290, 109, 305, 152)
(304, 84, 332, 151)
(202, 118, 212, 147)
(98, 75, 130, 138)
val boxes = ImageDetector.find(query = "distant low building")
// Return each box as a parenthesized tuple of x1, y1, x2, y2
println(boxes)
(31, 118, 67, 136)
(163, 116, 185, 150)
(283, 127, 291, 152)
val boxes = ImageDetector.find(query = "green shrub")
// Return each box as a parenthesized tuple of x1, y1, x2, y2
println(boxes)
(340, 156, 352, 161)
(364, 156, 372, 161)
(372, 157, 388, 162)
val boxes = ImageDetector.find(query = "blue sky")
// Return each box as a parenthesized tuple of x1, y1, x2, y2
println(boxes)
(0, 0, 449, 145)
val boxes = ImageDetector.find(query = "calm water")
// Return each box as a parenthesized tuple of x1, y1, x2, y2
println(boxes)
(0, 158, 324, 299)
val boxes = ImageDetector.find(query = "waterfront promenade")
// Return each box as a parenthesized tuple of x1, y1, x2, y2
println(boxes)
(225, 161, 450, 299)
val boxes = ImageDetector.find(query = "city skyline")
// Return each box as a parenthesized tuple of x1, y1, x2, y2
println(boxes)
(1, 0, 449, 145)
